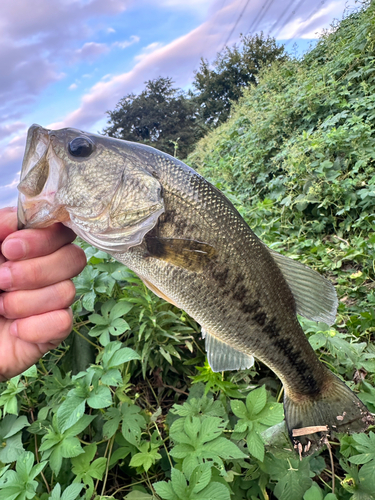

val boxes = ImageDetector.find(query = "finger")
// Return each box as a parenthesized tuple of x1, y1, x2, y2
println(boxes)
(11, 308, 73, 345)
(0, 280, 76, 319)
(2, 223, 77, 261)
(0, 207, 18, 242)
(0, 243, 86, 292)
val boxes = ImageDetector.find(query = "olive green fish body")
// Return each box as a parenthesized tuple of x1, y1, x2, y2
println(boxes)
(116, 155, 325, 396)
(17, 125, 374, 456)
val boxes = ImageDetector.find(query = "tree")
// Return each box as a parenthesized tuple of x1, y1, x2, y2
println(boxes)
(104, 77, 203, 158)
(192, 33, 287, 126)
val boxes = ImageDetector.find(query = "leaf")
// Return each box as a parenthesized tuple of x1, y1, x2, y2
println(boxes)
(153, 481, 176, 500)
(190, 464, 212, 493)
(170, 468, 187, 497)
(109, 348, 140, 368)
(247, 429, 265, 462)
(89, 457, 107, 479)
(230, 400, 247, 419)
(110, 301, 133, 319)
(61, 483, 85, 500)
(57, 398, 86, 433)
(247, 386, 267, 415)
(303, 483, 324, 500)
(124, 491, 154, 500)
(130, 443, 161, 472)
(87, 385, 113, 409)
(60, 437, 84, 458)
(15, 451, 34, 481)
(195, 481, 231, 500)
(204, 437, 247, 460)
(121, 403, 146, 447)
(64, 414, 96, 438)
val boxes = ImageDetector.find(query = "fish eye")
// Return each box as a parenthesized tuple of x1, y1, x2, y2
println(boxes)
(68, 137, 94, 158)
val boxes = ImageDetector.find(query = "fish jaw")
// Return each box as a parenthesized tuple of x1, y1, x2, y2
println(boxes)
(17, 125, 69, 229)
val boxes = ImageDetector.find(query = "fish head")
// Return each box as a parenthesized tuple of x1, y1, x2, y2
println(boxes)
(17, 124, 164, 252)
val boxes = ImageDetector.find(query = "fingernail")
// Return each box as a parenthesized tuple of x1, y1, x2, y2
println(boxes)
(10, 321, 19, 338)
(2, 239, 26, 260)
(0, 266, 12, 290)
(0, 296, 4, 315)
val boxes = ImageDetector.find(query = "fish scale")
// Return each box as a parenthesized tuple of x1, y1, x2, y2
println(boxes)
(17, 124, 374, 456)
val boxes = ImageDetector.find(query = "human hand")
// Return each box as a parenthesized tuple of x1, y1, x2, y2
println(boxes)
(0, 207, 86, 380)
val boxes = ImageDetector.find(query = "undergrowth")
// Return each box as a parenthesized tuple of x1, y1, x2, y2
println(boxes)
(0, 2, 375, 499)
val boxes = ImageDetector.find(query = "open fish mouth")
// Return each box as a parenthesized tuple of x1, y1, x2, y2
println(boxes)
(17, 125, 68, 229)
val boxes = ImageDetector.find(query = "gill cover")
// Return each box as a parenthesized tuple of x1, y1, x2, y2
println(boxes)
(67, 166, 165, 253)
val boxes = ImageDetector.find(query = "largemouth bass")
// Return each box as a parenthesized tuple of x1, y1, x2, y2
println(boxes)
(17, 124, 373, 456)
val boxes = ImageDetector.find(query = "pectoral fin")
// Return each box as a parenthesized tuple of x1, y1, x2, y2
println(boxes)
(145, 237, 216, 273)
(202, 329, 254, 372)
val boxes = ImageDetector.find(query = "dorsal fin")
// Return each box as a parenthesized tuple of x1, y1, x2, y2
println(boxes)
(268, 248, 338, 325)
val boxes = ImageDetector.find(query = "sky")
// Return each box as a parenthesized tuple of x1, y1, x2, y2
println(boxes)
(0, 0, 356, 208)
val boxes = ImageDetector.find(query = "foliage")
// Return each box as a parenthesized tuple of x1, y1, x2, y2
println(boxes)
(192, 33, 287, 126)
(103, 77, 203, 158)
(189, 2, 375, 239)
(1, 2, 375, 499)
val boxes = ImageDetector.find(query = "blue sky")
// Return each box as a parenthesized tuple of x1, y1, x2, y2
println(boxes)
(0, 0, 354, 207)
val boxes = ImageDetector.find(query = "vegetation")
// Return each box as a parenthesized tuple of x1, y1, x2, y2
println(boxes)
(1, 2, 375, 499)
(104, 34, 286, 157)
(104, 77, 203, 158)
(192, 33, 287, 127)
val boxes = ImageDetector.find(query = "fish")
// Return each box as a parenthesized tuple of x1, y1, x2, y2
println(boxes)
(17, 124, 374, 456)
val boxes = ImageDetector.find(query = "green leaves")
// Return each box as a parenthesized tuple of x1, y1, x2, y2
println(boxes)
(0, 416, 29, 464)
(5, 8, 375, 492)
(39, 414, 95, 476)
(154, 466, 231, 500)
(0, 452, 47, 500)
(48, 483, 85, 500)
(71, 443, 106, 499)
(0, 376, 24, 416)
(169, 415, 246, 477)
(129, 441, 161, 472)
(74, 266, 115, 312)
(89, 299, 132, 345)
(231, 386, 284, 461)
(121, 402, 147, 448)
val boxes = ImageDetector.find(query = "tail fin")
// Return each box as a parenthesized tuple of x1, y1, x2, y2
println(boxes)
(284, 373, 374, 457)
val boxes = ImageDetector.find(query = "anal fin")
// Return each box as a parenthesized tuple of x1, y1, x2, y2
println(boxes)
(202, 329, 254, 372)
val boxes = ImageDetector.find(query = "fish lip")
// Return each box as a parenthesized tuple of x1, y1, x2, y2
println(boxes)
(17, 125, 53, 229)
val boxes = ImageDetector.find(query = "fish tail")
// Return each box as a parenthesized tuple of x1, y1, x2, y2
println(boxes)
(284, 373, 374, 457)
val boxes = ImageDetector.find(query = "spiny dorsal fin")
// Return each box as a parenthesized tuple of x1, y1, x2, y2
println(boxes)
(202, 329, 254, 372)
(268, 247, 338, 325)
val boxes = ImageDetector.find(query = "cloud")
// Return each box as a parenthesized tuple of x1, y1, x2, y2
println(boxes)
(134, 41, 165, 61)
(113, 35, 140, 49)
(0, 0, 131, 124)
(0, 132, 28, 207)
(74, 42, 110, 62)
(0, 122, 26, 141)
(45, 0, 349, 133)
(277, 1, 344, 40)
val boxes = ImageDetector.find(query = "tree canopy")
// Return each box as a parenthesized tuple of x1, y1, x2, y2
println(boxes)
(103, 77, 202, 158)
(192, 33, 287, 126)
